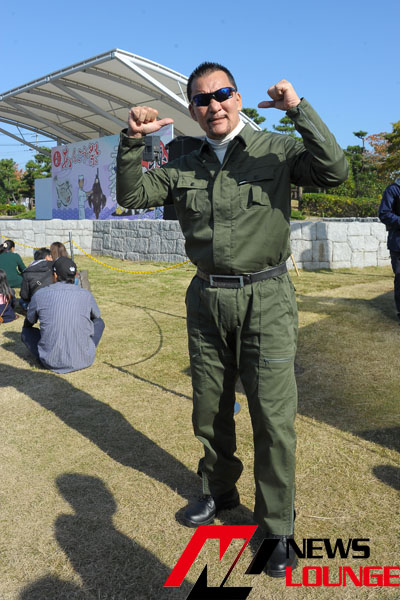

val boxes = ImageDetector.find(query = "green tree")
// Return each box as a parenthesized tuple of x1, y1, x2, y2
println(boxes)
(353, 130, 368, 153)
(0, 159, 21, 203)
(383, 120, 400, 179)
(327, 156, 356, 197)
(241, 107, 267, 128)
(21, 147, 51, 199)
(272, 115, 299, 138)
(342, 132, 385, 198)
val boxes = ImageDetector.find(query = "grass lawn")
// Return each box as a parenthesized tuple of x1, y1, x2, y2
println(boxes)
(0, 256, 399, 599)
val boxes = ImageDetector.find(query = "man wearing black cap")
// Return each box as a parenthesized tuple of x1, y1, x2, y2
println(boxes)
(21, 257, 105, 373)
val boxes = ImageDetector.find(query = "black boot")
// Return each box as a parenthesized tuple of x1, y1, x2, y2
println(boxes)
(265, 534, 298, 578)
(183, 488, 240, 527)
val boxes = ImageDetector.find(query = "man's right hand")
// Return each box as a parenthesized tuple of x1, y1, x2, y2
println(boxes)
(127, 106, 174, 138)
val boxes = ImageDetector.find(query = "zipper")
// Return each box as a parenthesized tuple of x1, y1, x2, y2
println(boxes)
(298, 107, 326, 142)
(264, 357, 293, 365)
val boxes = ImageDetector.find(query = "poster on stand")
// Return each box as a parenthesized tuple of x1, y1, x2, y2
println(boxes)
(51, 125, 173, 220)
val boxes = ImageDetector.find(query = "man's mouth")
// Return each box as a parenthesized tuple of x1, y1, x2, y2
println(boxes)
(208, 116, 226, 124)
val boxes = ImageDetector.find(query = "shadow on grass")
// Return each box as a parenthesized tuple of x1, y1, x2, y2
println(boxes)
(296, 290, 399, 456)
(19, 474, 192, 600)
(2, 337, 260, 598)
(297, 289, 397, 324)
(1, 332, 257, 526)
(105, 362, 191, 400)
(113, 301, 187, 322)
(372, 465, 400, 492)
(0, 342, 198, 501)
(361, 427, 400, 453)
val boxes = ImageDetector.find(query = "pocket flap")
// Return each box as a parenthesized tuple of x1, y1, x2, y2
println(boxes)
(177, 174, 209, 189)
(238, 166, 275, 185)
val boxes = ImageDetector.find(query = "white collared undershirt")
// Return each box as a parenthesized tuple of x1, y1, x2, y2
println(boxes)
(206, 119, 246, 164)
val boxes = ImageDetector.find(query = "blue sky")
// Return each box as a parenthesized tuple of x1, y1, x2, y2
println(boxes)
(1, 0, 399, 169)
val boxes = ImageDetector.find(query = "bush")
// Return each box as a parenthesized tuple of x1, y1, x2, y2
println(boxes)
(291, 209, 306, 220)
(299, 193, 380, 218)
(0, 203, 26, 216)
(15, 209, 35, 219)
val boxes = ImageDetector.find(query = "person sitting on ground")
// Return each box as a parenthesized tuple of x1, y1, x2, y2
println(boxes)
(19, 247, 54, 310)
(0, 269, 17, 323)
(21, 257, 105, 374)
(50, 240, 91, 290)
(50, 241, 69, 261)
(0, 240, 26, 289)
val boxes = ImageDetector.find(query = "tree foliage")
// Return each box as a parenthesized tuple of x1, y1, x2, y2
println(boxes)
(272, 115, 299, 138)
(383, 120, 400, 179)
(21, 147, 51, 198)
(0, 159, 21, 203)
(335, 130, 388, 199)
(241, 107, 266, 126)
(353, 130, 368, 150)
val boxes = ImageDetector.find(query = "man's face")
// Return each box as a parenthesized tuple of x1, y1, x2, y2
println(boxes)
(189, 70, 242, 140)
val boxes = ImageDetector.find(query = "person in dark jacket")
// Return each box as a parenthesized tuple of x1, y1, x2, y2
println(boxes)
(0, 239, 26, 288)
(378, 177, 400, 322)
(20, 248, 54, 309)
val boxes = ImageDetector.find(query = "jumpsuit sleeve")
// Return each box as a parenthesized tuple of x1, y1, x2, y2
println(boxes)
(284, 98, 349, 188)
(116, 130, 174, 210)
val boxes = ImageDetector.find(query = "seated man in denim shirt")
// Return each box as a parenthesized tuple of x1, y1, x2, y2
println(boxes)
(21, 257, 105, 373)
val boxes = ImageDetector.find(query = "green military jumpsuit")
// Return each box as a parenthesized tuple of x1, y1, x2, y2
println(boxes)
(116, 99, 348, 535)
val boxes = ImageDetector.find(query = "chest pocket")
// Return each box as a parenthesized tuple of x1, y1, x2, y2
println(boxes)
(175, 174, 210, 218)
(238, 166, 275, 210)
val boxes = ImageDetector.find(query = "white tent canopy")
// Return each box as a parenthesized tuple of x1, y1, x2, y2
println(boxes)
(0, 49, 260, 156)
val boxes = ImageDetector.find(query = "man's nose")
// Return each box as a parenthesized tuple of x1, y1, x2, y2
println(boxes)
(208, 98, 221, 111)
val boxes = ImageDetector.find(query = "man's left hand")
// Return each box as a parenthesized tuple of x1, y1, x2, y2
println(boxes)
(258, 80, 301, 111)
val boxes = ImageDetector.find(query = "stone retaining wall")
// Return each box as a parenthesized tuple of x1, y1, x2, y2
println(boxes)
(91, 220, 187, 263)
(0, 219, 93, 256)
(290, 219, 390, 269)
(0, 218, 391, 270)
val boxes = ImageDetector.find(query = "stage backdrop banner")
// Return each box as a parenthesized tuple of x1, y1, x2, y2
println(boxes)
(51, 125, 173, 220)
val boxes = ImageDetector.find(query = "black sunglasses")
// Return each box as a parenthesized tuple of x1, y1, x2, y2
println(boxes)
(191, 87, 236, 107)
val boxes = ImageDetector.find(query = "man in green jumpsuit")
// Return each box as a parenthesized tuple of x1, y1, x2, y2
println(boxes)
(116, 62, 348, 577)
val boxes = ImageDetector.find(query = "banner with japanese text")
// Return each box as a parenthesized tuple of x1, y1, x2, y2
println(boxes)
(51, 126, 173, 220)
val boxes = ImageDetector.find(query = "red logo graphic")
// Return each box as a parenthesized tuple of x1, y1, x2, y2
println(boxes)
(165, 525, 257, 587)
(53, 150, 61, 167)
(165, 527, 399, 598)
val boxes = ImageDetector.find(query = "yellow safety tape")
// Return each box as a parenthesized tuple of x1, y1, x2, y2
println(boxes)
(0, 233, 191, 273)
(71, 240, 191, 274)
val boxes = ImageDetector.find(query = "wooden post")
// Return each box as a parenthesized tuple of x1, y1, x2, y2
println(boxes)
(290, 254, 300, 276)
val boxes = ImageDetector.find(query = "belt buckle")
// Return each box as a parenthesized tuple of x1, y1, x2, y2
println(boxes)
(209, 274, 244, 288)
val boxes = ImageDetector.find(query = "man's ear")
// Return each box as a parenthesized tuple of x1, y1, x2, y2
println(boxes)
(235, 91, 242, 112)
(189, 103, 197, 122)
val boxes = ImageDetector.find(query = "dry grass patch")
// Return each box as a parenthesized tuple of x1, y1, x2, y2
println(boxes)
(0, 258, 399, 599)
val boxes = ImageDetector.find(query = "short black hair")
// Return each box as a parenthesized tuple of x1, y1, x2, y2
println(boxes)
(187, 62, 237, 102)
(34, 247, 51, 261)
(0, 239, 15, 254)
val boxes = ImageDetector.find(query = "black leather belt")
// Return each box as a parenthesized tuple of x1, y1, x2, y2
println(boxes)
(196, 263, 287, 288)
